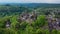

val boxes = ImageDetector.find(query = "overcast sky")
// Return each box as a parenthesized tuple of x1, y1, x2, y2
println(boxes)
(0, 0, 60, 3)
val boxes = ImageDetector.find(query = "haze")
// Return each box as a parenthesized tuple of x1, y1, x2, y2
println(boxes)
(0, 0, 60, 3)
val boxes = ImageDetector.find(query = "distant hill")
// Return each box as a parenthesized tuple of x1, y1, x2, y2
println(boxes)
(0, 3, 60, 16)
(0, 3, 60, 8)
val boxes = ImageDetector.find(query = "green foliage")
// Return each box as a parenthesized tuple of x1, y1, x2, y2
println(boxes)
(32, 15, 46, 28)
(44, 29, 50, 34)
(0, 28, 20, 34)
(0, 16, 10, 28)
(19, 22, 28, 30)
(25, 25, 34, 34)
(10, 15, 18, 29)
(57, 30, 60, 34)
(36, 28, 44, 34)
(52, 29, 57, 34)
(0, 6, 60, 34)
(0, 14, 59, 34)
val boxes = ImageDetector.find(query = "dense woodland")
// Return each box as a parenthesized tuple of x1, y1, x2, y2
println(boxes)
(0, 4, 60, 34)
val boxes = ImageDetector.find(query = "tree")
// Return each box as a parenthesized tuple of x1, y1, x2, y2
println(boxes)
(32, 15, 46, 28)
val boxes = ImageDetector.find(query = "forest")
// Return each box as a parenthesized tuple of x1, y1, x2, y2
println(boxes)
(0, 3, 60, 34)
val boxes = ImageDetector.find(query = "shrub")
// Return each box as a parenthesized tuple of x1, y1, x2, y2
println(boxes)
(32, 15, 46, 28)
(52, 29, 57, 34)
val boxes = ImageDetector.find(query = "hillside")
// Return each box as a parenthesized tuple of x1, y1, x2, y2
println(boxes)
(0, 3, 60, 34)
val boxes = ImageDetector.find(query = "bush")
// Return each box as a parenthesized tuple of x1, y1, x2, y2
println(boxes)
(32, 15, 46, 28)
(57, 30, 60, 34)
(0, 28, 17, 34)
(52, 29, 57, 34)
(44, 29, 50, 34)
(20, 22, 28, 30)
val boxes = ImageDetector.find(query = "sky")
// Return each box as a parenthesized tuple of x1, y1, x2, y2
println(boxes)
(0, 0, 60, 3)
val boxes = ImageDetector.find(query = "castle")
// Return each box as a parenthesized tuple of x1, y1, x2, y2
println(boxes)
(18, 11, 37, 23)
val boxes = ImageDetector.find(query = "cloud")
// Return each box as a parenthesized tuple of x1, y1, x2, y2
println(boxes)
(0, 0, 60, 3)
